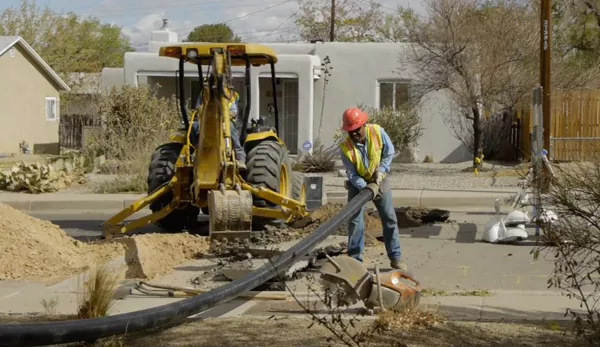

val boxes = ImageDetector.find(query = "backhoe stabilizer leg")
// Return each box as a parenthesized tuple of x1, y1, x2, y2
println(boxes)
(103, 182, 175, 239)
(240, 183, 308, 221)
(208, 189, 253, 241)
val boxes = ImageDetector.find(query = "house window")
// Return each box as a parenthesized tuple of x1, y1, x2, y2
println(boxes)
(378, 80, 410, 110)
(45, 97, 58, 121)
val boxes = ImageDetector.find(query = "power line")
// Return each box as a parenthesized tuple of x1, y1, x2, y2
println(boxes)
(132, 25, 298, 47)
(74, 1, 292, 20)
(175, 1, 295, 38)
(259, 7, 301, 39)
(61, 0, 255, 16)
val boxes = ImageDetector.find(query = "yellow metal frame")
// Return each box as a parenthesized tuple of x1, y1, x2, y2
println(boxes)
(102, 43, 307, 239)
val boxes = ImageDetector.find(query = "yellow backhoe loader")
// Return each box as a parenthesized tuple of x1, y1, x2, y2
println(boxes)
(103, 43, 309, 241)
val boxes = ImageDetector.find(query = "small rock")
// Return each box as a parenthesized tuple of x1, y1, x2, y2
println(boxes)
(337, 169, 347, 177)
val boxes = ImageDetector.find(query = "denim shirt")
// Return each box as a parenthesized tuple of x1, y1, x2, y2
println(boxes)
(340, 127, 395, 190)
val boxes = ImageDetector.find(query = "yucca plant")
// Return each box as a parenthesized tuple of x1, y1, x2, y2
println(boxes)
(296, 139, 339, 173)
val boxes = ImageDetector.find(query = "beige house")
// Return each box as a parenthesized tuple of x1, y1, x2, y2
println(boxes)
(0, 36, 70, 155)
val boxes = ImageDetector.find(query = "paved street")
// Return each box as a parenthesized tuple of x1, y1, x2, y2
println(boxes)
(27, 205, 556, 293)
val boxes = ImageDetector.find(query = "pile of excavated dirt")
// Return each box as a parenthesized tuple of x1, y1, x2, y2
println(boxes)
(116, 233, 210, 280)
(0, 203, 210, 282)
(0, 203, 124, 282)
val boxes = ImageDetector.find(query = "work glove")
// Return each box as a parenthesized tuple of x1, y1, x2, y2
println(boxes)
(366, 182, 380, 199)
(374, 171, 385, 185)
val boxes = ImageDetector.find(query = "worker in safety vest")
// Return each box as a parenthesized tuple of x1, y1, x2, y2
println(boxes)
(192, 88, 246, 170)
(339, 107, 407, 272)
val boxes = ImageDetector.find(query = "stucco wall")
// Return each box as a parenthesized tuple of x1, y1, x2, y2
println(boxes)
(0, 44, 60, 154)
(309, 42, 470, 163)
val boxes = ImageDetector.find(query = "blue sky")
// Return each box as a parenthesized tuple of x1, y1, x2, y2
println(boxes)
(1, 0, 424, 48)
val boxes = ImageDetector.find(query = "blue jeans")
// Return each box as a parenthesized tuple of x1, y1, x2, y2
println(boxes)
(346, 181, 401, 262)
(191, 121, 246, 162)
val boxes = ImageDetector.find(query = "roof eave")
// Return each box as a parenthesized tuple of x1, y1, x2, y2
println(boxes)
(1, 37, 71, 91)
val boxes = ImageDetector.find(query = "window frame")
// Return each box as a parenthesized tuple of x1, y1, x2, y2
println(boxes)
(45, 97, 58, 121)
(375, 79, 412, 111)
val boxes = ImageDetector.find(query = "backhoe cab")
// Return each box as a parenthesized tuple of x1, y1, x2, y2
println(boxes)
(103, 43, 308, 241)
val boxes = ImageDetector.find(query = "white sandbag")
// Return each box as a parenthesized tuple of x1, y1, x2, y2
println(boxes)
(499, 224, 528, 243)
(483, 218, 504, 243)
(505, 210, 530, 225)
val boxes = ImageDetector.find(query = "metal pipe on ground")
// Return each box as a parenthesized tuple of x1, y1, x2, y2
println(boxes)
(0, 189, 374, 347)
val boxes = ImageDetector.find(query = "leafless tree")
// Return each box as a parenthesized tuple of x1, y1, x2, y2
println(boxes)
(396, 0, 538, 164)
(294, 0, 385, 42)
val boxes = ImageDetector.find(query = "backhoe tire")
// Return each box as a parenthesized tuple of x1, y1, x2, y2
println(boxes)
(245, 140, 292, 230)
(147, 142, 199, 232)
(292, 172, 306, 204)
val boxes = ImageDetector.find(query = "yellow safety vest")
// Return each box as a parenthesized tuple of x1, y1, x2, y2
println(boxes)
(227, 90, 239, 109)
(339, 124, 383, 182)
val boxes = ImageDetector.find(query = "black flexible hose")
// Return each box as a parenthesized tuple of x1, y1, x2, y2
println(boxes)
(0, 189, 374, 347)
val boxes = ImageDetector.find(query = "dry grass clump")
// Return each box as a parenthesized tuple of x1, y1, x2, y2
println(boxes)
(372, 308, 446, 333)
(77, 263, 121, 319)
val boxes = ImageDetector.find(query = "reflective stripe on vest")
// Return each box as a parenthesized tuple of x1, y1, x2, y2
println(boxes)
(339, 124, 383, 181)
(228, 90, 239, 109)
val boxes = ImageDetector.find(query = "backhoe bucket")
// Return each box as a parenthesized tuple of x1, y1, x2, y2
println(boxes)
(208, 189, 253, 241)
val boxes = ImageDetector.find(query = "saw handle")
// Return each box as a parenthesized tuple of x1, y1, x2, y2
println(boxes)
(398, 272, 422, 292)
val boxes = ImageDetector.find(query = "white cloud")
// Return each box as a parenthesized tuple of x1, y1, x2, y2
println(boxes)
(114, 0, 427, 47)
(121, 13, 167, 47)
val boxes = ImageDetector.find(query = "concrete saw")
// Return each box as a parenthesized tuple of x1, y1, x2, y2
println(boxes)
(319, 255, 422, 311)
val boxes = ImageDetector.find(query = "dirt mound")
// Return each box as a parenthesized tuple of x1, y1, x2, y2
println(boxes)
(117, 233, 210, 280)
(0, 203, 124, 282)
(0, 203, 210, 282)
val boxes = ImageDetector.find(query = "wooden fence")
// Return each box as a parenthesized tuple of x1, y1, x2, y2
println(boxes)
(519, 90, 600, 162)
(59, 114, 102, 149)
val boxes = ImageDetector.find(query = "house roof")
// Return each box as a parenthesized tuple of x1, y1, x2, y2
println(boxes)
(0, 36, 70, 91)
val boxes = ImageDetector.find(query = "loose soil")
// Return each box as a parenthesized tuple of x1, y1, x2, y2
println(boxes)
(1, 316, 580, 347)
(0, 203, 210, 282)
(212, 203, 451, 255)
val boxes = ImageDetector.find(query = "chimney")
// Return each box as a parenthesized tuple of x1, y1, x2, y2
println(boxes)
(148, 17, 178, 52)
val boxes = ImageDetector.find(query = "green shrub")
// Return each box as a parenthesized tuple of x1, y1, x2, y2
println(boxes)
(358, 104, 423, 155)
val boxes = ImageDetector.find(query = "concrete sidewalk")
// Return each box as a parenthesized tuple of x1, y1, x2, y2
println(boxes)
(0, 280, 585, 322)
(0, 188, 522, 212)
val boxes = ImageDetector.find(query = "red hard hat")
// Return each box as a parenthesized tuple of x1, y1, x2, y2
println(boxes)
(341, 108, 368, 131)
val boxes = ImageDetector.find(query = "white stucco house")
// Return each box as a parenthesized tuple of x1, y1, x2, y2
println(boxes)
(101, 26, 471, 163)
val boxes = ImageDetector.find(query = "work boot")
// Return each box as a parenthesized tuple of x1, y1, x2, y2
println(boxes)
(237, 161, 247, 172)
(390, 259, 408, 272)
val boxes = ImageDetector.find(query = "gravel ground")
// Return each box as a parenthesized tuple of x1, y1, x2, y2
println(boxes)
(322, 161, 526, 191)
(0, 315, 582, 347)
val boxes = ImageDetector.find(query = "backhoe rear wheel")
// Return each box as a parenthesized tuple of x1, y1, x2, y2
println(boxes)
(292, 172, 307, 204)
(245, 140, 292, 230)
(147, 142, 199, 232)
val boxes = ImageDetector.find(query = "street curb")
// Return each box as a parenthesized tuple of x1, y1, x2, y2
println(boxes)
(0, 189, 521, 212)
(326, 189, 518, 208)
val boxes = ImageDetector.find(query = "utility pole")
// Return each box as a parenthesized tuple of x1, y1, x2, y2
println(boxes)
(330, 0, 336, 41)
(539, 0, 552, 193)
(540, 0, 552, 157)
